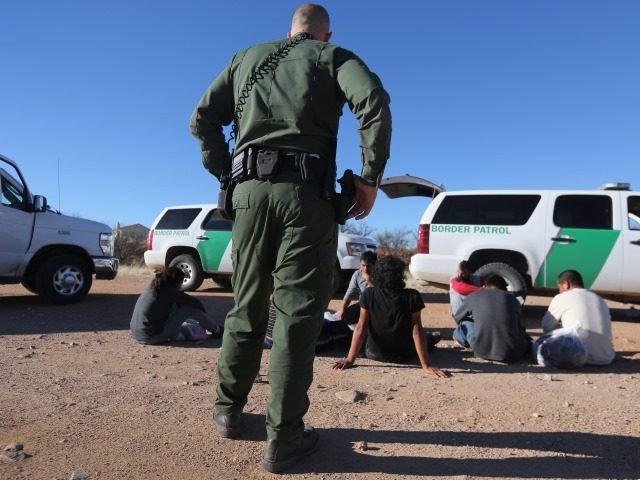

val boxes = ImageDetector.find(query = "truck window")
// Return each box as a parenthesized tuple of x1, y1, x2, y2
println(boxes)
(156, 208, 201, 229)
(628, 196, 640, 230)
(553, 195, 612, 230)
(202, 209, 233, 231)
(432, 195, 541, 225)
(1, 176, 25, 210)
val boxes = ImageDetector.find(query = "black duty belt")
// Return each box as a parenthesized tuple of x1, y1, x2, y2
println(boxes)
(231, 147, 323, 184)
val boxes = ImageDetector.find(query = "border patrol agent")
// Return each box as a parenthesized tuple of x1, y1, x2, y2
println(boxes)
(190, 3, 391, 473)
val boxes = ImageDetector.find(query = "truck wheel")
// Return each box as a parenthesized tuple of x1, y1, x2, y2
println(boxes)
(36, 254, 92, 304)
(211, 275, 232, 290)
(21, 276, 39, 295)
(475, 262, 527, 303)
(169, 254, 204, 292)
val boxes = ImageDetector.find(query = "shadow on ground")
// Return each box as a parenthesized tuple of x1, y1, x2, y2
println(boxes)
(0, 293, 234, 336)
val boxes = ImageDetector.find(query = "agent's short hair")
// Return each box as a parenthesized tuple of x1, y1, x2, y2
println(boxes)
(371, 255, 406, 292)
(484, 274, 508, 291)
(557, 269, 584, 288)
(360, 250, 377, 265)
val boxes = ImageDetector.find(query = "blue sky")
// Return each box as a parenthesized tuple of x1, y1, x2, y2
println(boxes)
(2, 1, 639, 241)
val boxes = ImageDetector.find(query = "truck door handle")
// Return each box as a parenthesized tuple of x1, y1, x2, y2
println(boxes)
(631, 239, 640, 246)
(196, 235, 209, 240)
(551, 236, 576, 243)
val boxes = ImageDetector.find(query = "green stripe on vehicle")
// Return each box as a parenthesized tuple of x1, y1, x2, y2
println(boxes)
(197, 231, 232, 272)
(534, 228, 620, 289)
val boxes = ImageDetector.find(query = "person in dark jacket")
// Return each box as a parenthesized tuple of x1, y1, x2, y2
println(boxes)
(130, 267, 222, 345)
(453, 275, 531, 363)
(332, 255, 446, 378)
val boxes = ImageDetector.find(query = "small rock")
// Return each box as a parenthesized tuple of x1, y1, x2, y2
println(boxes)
(335, 390, 364, 403)
(14, 347, 24, 351)
(4, 443, 23, 452)
(584, 380, 593, 385)
(532, 412, 542, 418)
(387, 387, 397, 392)
(543, 374, 554, 381)
(353, 441, 369, 451)
(563, 401, 572, 408)
(316, 384, 326, 389)
(29, 345, 36, 350)
(69, 471, 89, 480)
(2, 451, 30, 462)
(150, 354, 158, 358)
(148, 373, 158, 380)
(396, 383, 406, 388)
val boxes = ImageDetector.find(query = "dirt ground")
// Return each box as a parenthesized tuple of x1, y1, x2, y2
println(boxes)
(1, 270, 639, 480)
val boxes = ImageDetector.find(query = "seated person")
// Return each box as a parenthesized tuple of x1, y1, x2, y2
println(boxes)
(537, 269, 615, 366)
(453, 275, 531, 363)
(334, 251, 377, 325)
(130, 267, 222, 345)
(449, 260, 482, 320)
(331, 255, 446, 378)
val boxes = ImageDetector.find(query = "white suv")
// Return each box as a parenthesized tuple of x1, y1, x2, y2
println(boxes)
(380, 176, 640, 303)
(144, 204, 376, 291)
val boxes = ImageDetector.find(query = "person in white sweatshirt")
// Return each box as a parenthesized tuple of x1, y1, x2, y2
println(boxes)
(541, 269, 615, 366)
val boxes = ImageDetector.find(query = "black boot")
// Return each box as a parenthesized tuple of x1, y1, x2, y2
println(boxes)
(261, 426, 319, 473)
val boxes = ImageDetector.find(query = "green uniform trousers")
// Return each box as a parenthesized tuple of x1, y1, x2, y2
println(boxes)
(215, 171, 337, 443)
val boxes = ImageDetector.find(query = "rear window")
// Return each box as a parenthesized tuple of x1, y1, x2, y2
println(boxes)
(553, 195, 612, 229)
(202, 209, 232, 231)
(432, 195, 541, 225)
(155, 208, 201, 229)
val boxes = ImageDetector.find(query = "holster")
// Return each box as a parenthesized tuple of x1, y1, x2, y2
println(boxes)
(333, 169, 355, 225)
(217, 171, 235, 220)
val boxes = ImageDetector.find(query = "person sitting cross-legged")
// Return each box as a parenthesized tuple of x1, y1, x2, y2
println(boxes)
(453, 274, 531, 363)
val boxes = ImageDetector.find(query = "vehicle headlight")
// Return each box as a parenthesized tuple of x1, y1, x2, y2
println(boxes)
(346, 242, 367, 256)
(100, 232, 114, 256)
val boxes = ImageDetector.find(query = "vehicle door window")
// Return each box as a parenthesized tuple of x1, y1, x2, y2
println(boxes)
(1, 176, 25, 210)
(432, 194, 541, 225)
(155, 208, 201, 229)
(628, 196, 640, 230)
(553, 195, 612, 229)
(202, 209, 233, 231)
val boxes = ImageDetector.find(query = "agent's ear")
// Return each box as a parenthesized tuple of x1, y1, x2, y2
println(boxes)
(323, 31, 332, 42)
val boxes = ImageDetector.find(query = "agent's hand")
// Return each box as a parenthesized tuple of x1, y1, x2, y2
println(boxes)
(347, 178, 378, 221)
(332, 358, 354, 370)
(425, 366, 448, 378)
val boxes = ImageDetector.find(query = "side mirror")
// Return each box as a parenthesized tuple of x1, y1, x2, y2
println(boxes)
(33, 195, 48, 212)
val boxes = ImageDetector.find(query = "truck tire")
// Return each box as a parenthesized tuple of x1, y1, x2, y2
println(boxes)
(169, 254, 204, 292)
(21, 276, 39, 295)
(35, 254, 92, 304)
(211, 275, 232, 290)
(475, 262, 527, 303)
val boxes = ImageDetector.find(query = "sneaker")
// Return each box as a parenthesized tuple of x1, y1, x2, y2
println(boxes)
(261, 426, 319, 473)
(213, 409, 242, 439)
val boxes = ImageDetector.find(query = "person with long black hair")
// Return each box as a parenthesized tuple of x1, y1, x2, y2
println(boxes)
(332, 255, 446, 378)
(130, 267, 222, 345)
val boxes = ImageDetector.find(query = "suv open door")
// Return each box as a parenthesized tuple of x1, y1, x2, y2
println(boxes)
(379, 174, 445, 199)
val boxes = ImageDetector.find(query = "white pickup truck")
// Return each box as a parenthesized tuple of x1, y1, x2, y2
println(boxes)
(0, 154, 119, 303)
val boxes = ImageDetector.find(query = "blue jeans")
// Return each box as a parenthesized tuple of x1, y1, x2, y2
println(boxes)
(453, 320, 475, 348)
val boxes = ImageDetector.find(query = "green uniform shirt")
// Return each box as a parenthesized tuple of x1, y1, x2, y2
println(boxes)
(190, 37, 392, 186)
